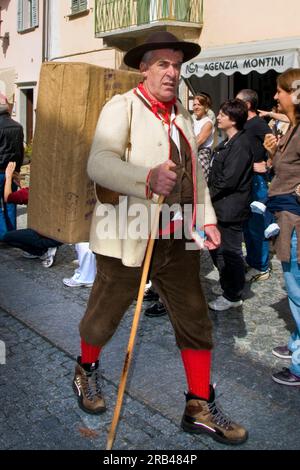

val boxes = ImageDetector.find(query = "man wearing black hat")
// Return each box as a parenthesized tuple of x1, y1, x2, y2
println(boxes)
(73, 32, 248, 446)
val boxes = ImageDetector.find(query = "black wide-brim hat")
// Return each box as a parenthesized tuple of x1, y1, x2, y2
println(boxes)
(124, 31, 201, 69)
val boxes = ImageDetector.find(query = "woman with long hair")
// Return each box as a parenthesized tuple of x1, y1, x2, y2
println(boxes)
(264, 68, 300, 386)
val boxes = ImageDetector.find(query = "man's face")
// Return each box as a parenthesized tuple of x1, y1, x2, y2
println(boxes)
(140, 49, 183, 102)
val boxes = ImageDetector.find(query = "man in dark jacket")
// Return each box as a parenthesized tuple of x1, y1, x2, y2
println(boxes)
(236, 89, 272, 282)
(208, 99, 253, 311)
(0, 92, 24, 240)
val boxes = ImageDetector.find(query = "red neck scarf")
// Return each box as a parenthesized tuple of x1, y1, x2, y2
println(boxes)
(137, 82, 177, 124)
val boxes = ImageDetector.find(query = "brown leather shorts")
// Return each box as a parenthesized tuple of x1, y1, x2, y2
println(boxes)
(79, 238, 213, 350)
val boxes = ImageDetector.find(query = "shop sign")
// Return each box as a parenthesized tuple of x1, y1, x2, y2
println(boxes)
(183, 50, 299, 78)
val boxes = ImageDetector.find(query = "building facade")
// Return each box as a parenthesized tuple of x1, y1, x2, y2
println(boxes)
(0, 0, 43, 144)
(0, 0, 300, 141)
(183, 0, 300, 112)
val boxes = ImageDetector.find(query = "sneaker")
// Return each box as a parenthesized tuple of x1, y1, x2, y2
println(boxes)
(272, 367, 300, 386)
(264, 223, 280, 239)
(272, 345, 292, 360)
(143, 286, 159, 302)
(63, 277, 93, 288)
(245, 267, 270, 282)
(208, 295, 243, 311)
(211, 284, 223, 296)
(39, 251, 49, 260)
(41, 247, 57, 268)
(250, 201, 266, 214)
(73, 356, 106, 414)
(22, 251, 39, 259)
(144, 301, 167, 317)
(181, 386, 248, 445)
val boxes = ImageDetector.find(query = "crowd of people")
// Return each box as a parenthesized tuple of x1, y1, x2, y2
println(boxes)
(1, 31, 299, 447)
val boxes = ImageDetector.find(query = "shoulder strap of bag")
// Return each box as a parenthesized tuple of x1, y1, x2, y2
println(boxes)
(280, 123, 300, 153)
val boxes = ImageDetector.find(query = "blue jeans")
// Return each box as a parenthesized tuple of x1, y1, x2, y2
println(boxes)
(3, 228, 62, 256)
(282, 230, 300, 377)
(244, 173, 270, 272)
(264, 208, 276, 228)
(0, 173, 17, 240)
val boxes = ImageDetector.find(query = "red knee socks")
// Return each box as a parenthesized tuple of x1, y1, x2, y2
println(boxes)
(81, 339, 101, 364)
(180, 349, 211, 400)
(81, 342, 211, 399)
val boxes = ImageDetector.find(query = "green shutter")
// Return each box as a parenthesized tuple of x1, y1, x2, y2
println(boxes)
(71, 0, 87, 13)
(71, 0, 79, 13)
(17, 0, 23, 32)
(32, 0, 39, 27)
(79, 0, 87, 10)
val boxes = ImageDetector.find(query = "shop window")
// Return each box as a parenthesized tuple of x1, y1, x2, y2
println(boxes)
(71, 0, 88, 14)
(17, 0, 39, 32)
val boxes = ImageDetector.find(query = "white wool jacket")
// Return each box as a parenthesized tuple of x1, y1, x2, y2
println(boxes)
(88, 89, 217, 267)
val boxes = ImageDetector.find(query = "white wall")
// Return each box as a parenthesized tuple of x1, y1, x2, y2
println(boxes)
(201, 0, 300, 48)
(47, 0, 116, 69)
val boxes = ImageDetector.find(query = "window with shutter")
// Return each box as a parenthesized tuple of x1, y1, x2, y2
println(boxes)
(31, 0, 39, 27)
(17, 0, 24, 32)
(17, 0, 39, 32)
(71, 0, 88, 14)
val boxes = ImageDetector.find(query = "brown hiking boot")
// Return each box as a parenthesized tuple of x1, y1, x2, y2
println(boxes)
(73, 357, 106, 415)
(181, 386, 248, 445)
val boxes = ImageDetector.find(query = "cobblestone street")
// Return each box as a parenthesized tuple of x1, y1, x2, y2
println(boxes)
(0, 211, 300, 452)
(1, 0, 300, 462)
(0, 308, 217, 451)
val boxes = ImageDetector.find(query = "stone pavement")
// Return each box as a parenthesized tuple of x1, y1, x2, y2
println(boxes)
(0, 209, 300, 451)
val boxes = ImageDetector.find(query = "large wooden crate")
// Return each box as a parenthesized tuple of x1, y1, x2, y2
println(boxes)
(28, 62, 140, 243)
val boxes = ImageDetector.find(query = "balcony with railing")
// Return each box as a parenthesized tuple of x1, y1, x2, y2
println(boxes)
(95, 0, 203, 50)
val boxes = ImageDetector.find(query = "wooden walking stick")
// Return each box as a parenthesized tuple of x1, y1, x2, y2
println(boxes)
(106, 195, 164, 450)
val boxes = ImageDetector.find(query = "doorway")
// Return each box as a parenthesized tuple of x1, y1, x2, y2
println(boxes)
(233, 70, 278, 110)
(20, 88, 34, 145)
(187, 69, 278, 114)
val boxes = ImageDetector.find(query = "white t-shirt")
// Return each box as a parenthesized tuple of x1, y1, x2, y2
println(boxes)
(193, 116, 214, 149)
